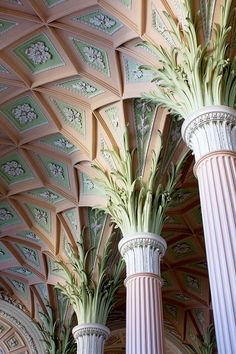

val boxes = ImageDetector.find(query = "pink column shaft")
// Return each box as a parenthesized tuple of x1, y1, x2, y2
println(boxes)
(126, 273, 164, 354)
(195, 151, 236, 353)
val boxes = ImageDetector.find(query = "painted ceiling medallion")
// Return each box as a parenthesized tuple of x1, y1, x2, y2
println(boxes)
(28, 188, 64, 204)
(25, 41, 52, 65)
(1, 96, 48, 132)
(63, 107, 83, 128)
(74, 10, 122, 35)
(71, 38, 110, 76)
(10, 267, 32, 276)
(172, 242, 191, 255)
(39, 154, 70, 189)
(151, 4, 175, 46)
(17, 231, 40, 242)
(14, 33, 64, 74)
(123, 56, 153, 83)
(48, 162, 65, 179)
(12, 103, 37, 124)
(83, 46, 105, 68)
(53, 99, 85, 135)
(1, 160, 24, 177)
(40, 133, 77, 154)
(0, 202, 22, 230)
(33, 207, 48, 224)
(0, 208, 13, 222)
(10, 279, 26, 293)
(57, 77, 104, 98)
(54, 138, 73, 149)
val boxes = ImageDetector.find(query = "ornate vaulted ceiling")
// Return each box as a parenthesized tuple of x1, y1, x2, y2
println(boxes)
(0, 0, 229, 352)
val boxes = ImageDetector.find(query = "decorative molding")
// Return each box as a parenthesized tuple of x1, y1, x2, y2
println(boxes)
(182, 105, 236, 161)
(0, 300, 45, 354)
(119, 233, 166, 277)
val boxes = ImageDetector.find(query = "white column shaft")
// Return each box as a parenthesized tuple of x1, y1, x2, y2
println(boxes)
(126, 274, 164, 354)
(196, 152, 236, 354)
(119, 233, 167, 354)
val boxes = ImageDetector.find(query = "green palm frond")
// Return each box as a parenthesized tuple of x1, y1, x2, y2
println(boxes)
(199, 323, 217, 354)
(36, 299, 76, 354)
(93, 128, 189, 236)
(55, 231, 124, 326)
(138, 0, 235, 119)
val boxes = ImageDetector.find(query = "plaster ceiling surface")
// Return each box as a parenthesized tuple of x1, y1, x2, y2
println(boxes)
(1, 0, 233, 352)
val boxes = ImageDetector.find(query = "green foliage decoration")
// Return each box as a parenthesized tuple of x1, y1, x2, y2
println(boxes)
(36, 298, 76, 354)
(199, 323, 217, 354)
(92, 129, 188, 236)
(55, 230, 124, 325)
(138, 0, 236, 119)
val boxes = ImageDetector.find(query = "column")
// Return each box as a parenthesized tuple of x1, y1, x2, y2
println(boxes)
(119, 233, 167, 354)
(182, 105, 236, 354)
(72, 323, 110, 354)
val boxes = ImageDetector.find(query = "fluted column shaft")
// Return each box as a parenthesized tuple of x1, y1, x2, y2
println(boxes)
(182, 105, 236, 354)
(119, 233, 167, 354)
(72, 324, 110, 354)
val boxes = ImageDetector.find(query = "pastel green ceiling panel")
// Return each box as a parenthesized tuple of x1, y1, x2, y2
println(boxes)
(0, 151, 34, 185)
(16, 243, 40, 266)
(1, 95, 48, 132)
(119, 0, 132, 8)
(184, 273, 202, 294)
(123, 56, 154, 83)
(64, 208, 78, 233)
(133, 98, 157, 173)
(0, 242, 13, 261)
(13, 33, 64, 74)
(26, 203, 51, 233)
(52, 99, 85, 136)
(0, 19, 17, 33)
(43, 0, 64, 7)
(40, 133, 78, 154)
(16, 230, 41, 242)
(8, 278, 28, 299)
(48, 257, 65, 278)
(73, 10, 123, 35)
(56, 77, 105, 98)
(9, 266, 32, 277)
(71, 38, 110, 76)
(0, 201, 21, 228)
(38, 154, 70, 189)
(27, 187, 64, 204)
(80, 172, 104, 195)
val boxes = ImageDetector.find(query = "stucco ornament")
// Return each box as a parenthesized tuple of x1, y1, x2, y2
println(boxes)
(33, 208, 48, 223)
(132, 67, 144, 79)
(12, 103, 37, 124)
(25, 41, 51, 65)
(72, 81, 96, 94)
(54, 137, 73, 149)
(63, 107, 83, 127)
(48, 162, 64, 179)
(89, 13, 116, 29)
(39, 190, 58, 201)
(1, 160, 24, 177)
(0, 208, 13, 221)
(83, 46, 105, 68)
